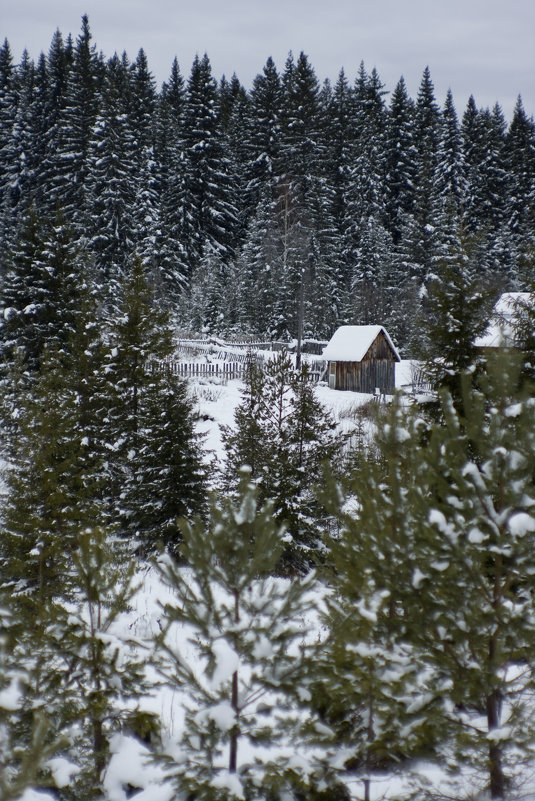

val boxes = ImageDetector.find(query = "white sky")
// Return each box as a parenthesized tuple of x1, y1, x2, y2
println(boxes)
(2, 0, 534, 120)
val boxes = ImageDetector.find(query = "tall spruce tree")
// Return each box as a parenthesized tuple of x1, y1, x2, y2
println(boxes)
(105, 257, 206, 551)
(86, 54, 137, 287)
(416, 226, 495, 412)
(155, 57, 190, 300)
(384, 76, 417, 245)
(182, 54, 238, 273)
(246, 57, 282, 212)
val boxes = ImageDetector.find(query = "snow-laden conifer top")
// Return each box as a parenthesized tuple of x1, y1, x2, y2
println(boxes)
(322, 325, 400, 362)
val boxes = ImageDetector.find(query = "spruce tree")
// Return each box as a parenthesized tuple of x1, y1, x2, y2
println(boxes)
(86, 54, 137, 287)
(417, 226, 495, 412)
(182, 54, 238, 272)
(105, 257, 206, 551)
(222, 354, 266, 487)
(384, 76, 417, 244)
(40, 15, 101, 225)
(246, 57, 282, 212)
(405, 66, 441, 287)
(0, 39, 20, 258)
(433, 89, 466, 215)
(0, 341, 104, 795)
(0, 288, 151, 796)
(506, 96, 535, 239)
(155, 57, 190, 299)
(223, 351, 341, 573)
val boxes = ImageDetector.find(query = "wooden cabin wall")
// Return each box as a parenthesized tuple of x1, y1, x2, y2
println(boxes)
(333, 360, 395, 393)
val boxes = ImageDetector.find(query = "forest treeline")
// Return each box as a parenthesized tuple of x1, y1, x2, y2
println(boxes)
(0, 16, 534, 352)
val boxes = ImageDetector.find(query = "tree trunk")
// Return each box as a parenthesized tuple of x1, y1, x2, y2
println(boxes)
(229, 589, 240, 774)
(488, 568, 505, 799)
(93, 716, 106, 785)
(229, 669, 238, 773)
(487, 689, 505, 799)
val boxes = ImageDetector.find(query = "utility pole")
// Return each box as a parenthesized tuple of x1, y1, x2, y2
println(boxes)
(295, 253, 313, 372)
(296, 264, 304, 372)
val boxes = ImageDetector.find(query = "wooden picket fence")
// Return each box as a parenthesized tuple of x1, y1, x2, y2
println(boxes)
(160, 361, 247, 380)
(152, 359, 326, 383)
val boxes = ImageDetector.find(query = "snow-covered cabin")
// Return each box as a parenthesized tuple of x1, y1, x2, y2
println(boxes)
(475, 292, 534, 348)
(322, 325, 400, 393)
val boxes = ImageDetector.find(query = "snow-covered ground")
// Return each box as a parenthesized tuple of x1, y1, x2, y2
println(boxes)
(13, 364, 535, 801)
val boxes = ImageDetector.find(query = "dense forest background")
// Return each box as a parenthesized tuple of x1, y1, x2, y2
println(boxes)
(3, 16, 535, 800)
(1, 16, 534, 354)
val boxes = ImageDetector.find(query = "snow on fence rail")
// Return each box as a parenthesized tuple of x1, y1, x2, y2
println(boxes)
(175, 338, 328, 359)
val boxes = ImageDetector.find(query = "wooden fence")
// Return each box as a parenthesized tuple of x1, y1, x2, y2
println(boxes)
(153, 360, 325, 383)
(175, 338, 328, 360)
(159, 361, 247, 380)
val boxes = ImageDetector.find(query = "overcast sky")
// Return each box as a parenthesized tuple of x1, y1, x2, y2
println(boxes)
(2, 0, 534, 120)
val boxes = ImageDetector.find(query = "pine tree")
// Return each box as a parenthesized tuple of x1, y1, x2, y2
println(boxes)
(155, 476, 321, 800)
(408, 356, 535, 798)
(0, 600, 69, 801)
(317, 397, 437, 787)
(59, 525, 150, 795)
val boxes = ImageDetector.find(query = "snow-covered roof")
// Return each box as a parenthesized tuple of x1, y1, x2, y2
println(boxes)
(494, 292, 532, 316)
(322, 325, 400, 362)
(475, 292, 534, 348)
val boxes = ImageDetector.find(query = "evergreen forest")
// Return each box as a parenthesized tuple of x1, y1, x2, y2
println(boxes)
(1, 15, 535, 801)
(0, 16, 534, 348)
